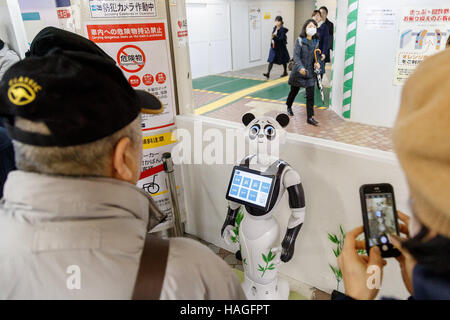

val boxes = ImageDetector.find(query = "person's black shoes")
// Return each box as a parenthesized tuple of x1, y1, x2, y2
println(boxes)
(280, 72, 288, 77)
(287, 106, 294, 116)
(307, 117, 319, 126)
(263, 73, 270, 79)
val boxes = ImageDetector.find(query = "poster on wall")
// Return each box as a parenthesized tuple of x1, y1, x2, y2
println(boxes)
(86, 20, 176, 130)
(249, 7, 261, 62)
(176, 18, 188, 47)
(394, 7, 450, 85)
(137, 128, 185, 233)
(364, 7, 396, 30)
(56, 0, 77, 32)
(88, 0, 157, 18)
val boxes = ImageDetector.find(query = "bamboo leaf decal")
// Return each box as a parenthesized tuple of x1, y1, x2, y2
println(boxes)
(328, 224, 348, 291)
(259, 249, 276, 277)
(262, 253, 268, 263)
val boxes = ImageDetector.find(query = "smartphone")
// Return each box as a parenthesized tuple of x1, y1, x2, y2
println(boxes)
(360, 183, 401, 258)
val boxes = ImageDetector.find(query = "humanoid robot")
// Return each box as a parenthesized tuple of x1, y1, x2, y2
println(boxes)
(221, 112, 306, 300)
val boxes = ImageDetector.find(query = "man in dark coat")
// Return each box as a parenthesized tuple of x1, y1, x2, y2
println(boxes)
(312, 10, 330, 75)
(320, 6, 334, 63)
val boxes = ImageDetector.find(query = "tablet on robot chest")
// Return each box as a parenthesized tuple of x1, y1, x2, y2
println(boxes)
(226, 166, 276, 212)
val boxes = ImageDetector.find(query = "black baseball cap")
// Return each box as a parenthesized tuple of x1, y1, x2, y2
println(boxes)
(0, 28, 163, 147)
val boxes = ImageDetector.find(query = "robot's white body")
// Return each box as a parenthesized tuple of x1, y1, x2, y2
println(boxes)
(222, 114, 306, 300)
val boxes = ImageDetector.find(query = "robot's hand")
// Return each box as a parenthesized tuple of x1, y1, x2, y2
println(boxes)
(222, 225, 238, 246)
(280, 225, 302, 263)
(280, 235, 296, 262)
(280, 245, 295, 262)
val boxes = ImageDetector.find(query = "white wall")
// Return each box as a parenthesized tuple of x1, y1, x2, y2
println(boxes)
(186, 0, 295, 76)
(178, 114, 411, 299)
(0, 0, 29, 57)
(294, 0, 315, 39)
(332, 0, 449, 128)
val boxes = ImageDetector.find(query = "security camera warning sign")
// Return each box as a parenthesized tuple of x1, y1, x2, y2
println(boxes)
(86, 21, 175, 130)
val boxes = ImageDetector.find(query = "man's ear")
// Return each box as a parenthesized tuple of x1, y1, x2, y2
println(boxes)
(276, 113, 290, 128)
(112, 137, 134, 183)
(242, 113, 255, 126)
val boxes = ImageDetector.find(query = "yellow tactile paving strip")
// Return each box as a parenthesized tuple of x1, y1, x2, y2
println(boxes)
(194, 77, 288, 115)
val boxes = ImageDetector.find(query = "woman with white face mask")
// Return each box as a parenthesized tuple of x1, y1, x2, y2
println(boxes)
(286, 19, 321, 126)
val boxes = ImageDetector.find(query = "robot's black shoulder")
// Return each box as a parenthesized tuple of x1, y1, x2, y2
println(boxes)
(240, 155, 255, 168)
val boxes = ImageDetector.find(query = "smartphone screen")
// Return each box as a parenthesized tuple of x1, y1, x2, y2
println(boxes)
(364, 192, 397, 247)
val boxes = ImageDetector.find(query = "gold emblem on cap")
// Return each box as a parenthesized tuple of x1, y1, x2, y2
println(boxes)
(7, 77, 42, 106)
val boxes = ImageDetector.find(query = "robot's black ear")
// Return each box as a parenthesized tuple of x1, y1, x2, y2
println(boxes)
(242, 113, 255, 126)
(276, 113, 290, 128)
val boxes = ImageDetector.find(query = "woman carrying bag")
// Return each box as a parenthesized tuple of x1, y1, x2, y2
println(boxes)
(286, 19, 321, 126)
(263, 16, 290, 79)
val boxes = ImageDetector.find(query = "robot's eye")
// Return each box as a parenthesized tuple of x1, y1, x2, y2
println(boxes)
(249, 124, 260, 139)
(264, 125, 276, 139)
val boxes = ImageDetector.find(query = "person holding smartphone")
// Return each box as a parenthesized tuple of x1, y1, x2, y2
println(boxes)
(334, 49, 450, 300)
(263, 16, 290, 79)
(286, 19, 321, 126)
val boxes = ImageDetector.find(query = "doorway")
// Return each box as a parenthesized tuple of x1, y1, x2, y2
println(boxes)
(186, 2, 232, 79)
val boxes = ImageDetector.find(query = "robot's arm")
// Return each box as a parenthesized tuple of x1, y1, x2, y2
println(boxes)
(221, 201, 241, 238)
(280, 169, 306, 262)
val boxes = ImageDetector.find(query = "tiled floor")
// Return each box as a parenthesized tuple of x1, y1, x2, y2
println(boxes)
(193, 65, 394, 152)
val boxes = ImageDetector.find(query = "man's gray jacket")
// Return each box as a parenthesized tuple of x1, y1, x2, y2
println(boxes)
(0, 171, 245, 299)
(0, 43, 19, 80)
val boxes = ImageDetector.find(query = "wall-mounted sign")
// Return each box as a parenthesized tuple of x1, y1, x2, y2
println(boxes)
(394, 7, 450, 85)
(137, 128, 185, 233)
(89, 0, 157, 18)
(364, 7, 396, 30)
(176, 18, 188, 47)
(86, 21, 176, 130)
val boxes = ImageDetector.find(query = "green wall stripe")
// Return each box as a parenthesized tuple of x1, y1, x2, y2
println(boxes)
(342, 0, 359, 119)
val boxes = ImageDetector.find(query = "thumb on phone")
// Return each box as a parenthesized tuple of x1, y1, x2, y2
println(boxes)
(369, 246, 387, 268)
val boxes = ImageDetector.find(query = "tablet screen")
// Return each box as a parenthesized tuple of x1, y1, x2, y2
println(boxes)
(227, 168, 274, 209)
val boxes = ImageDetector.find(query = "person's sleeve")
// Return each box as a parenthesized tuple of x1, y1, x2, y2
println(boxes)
(276, 28, 287, 43)
(0, 50, 20, 80)
(0, 128, 15, 199)
(160, 237, 247, 300)
(319, 26, 330, 55)
(331, 290, 355, 300)
(292, 40, 304, 73)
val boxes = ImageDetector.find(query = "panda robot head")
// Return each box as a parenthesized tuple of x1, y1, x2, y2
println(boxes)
(242, 112, 290, 157)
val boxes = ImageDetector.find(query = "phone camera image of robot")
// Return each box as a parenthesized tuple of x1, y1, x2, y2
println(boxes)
(221, 112, 306, 300)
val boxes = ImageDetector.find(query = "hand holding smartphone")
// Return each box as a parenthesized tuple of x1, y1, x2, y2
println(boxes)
(360, 183, 401, 258)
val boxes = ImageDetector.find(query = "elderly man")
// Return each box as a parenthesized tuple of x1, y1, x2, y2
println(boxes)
(0, 28, 245, 299)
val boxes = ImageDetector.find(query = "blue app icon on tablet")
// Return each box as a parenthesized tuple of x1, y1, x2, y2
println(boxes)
(248, 191, 258, 201)
(242, 178, 251, 188)
(251, 180, 260, 190)
(233, 175, 242, 185)
(239, 188, 248, 198)
(261, 182, 271, 193)
(230, 185, 239, 196)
